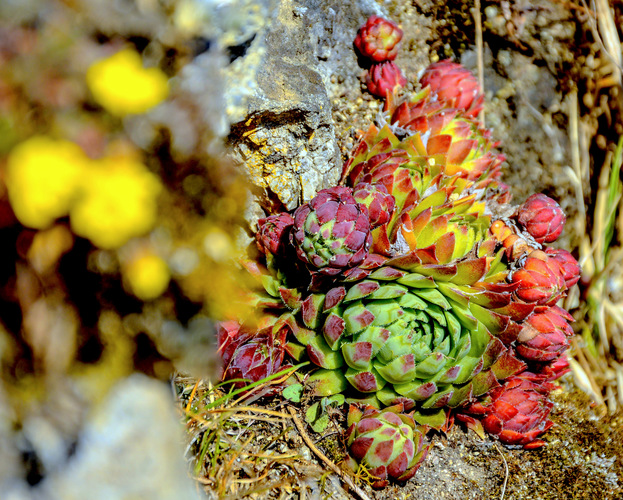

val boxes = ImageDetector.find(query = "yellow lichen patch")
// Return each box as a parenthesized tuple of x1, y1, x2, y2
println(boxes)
(86, 48, 169, 116)
(5, 136, 88, 229)
(123, 251, 171, 301)
(70, 156, 162, 249)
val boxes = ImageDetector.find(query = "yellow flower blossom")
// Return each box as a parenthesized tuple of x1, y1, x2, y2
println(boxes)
(123, 252, 170, 301)
(70, 157, 162, 249)
(6, 136, 88, 229)
(86, 48, 169, 116)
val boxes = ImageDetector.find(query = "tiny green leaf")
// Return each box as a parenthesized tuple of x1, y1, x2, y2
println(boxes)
(305, 402, 330, 433)
(282, 383, 303, 403)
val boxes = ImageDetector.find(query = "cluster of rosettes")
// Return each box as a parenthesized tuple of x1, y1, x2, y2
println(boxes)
(354, 15, 406, 98)
(219, 17, 581, 489)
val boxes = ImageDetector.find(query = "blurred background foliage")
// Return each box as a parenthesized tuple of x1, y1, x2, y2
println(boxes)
(0, 0, 261, 495)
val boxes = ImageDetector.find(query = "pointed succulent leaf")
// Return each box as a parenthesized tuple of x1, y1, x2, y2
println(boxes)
(301, 294, 325, 329)
(344, 280, 380, 301)
(346, 366, 387, 392)
(307, 335, 344, 369)
(375, 354, 417, 384)
(308, 369, 349, 396)
(416, 288, 451, 309)
(342, 341, 375, 369)
(285, 341, 306, 361)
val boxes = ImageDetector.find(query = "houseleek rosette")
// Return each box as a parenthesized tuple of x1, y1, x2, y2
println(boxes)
(219, 60, 582, 485)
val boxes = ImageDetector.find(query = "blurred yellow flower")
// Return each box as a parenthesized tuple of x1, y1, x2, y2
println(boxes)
(70, 157, 162, 249)
(124, 251, 170, 301)
(86, 48, 169, 116)
(6, 136, 88, 229)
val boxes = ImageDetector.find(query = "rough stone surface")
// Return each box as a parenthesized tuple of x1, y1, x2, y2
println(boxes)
(225, 0, 381, 215)
(226, 1, 336, 213)
(16, 375, 204, 500)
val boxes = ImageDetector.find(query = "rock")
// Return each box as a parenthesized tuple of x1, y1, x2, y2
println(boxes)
(225, 0, 383, 214)
(226, 0, 340, 212)
(42, 374, 204, 500)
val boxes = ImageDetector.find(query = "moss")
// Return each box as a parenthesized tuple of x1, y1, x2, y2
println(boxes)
(501, 388, 623, 499)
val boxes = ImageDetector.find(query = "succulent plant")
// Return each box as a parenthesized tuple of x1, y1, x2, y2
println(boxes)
(510, 250, 566, 306)
(516, 193, 566, 244)
(459, 372, 555, 449)
(291, 186, 372, 276)
(354, 15, 403, 63)
(365, 61, 407, 98)
(249, 94, 533, 425)
(545, 247, 581, 288)
(256, 212, 294, 257)
(419, 60, 484, 119)
(217, 320, 289, 389)
(346, 403, 429, 488)
(515, 306, 574, 362)
(226, 60, 582, 485)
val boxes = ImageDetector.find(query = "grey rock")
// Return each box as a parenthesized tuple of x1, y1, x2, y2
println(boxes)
(226, 0, 342, 212)
(224, 0, 384, 214)
(42, 374, 203, 500)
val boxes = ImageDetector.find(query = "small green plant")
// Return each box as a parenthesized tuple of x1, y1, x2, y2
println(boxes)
(305, 394, 345, 433)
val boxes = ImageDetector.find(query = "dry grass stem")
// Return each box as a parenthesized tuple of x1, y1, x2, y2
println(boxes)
(287, 406, 373, 500)
(185, 379, 201, 412)
(494, 444, 509, 500)
(594, 0, 622, 83)
(471, 0, 485, 126)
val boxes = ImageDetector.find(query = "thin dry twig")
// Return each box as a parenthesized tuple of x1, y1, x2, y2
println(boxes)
(208, 406, 292, 418)
(580, 0, 623, 81)
(472, 0, 485, 126)
(493, 444, 509, 500)
(287, 406, 372, 500)
(185, 379, 201, 413)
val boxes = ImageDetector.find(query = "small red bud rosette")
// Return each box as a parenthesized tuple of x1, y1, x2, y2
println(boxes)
(354, 15, 403, 63)
(545, 247, 581, 288)
(516, 305, 575, 362)
(517, 193, 566, 244)
(366, 61, 407, 98)
(291, 186, 372, 276)
(460, 372, 555, 449)
(256, 212, 294, 256)
(511, 250, 566, 306)
(346, 403, 429, 488)
(419, 60, 484, 119)
(217, 321, 289, 389)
